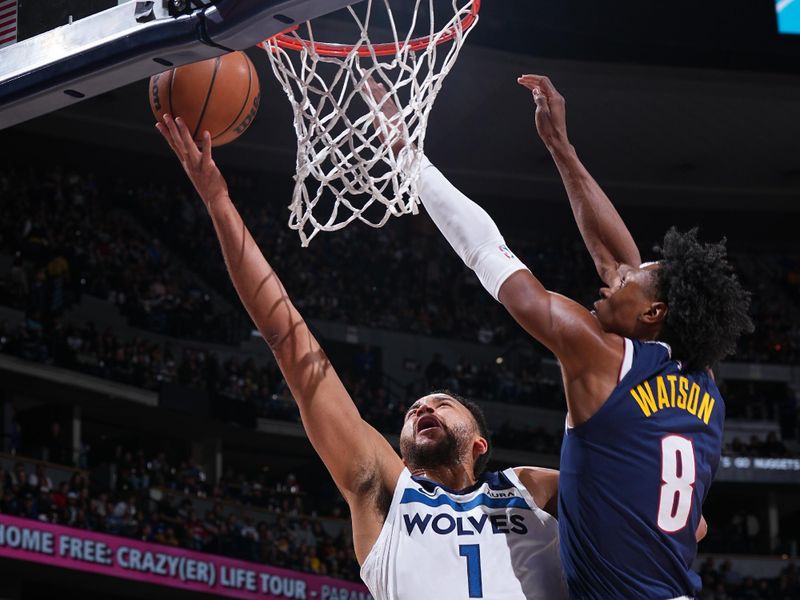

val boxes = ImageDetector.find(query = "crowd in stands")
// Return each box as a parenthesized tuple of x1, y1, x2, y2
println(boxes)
(0, 317, 567, 456)
(697, 557, 799, 600)
(0, 167, 247, 344)
(0, 164, 799, 450)
(721, 381, 798, 443)
(0, 455, 360, 582)
(129, 171, 800, 364)
(2, 450, 798, 594)
(724, 433, 791, 458)
(732, 251, 800, 366)
(702, 509, 770, 556)
(4, 317, 793, 457)
(0, 317, 368, 426)
(131, 177, 530, 346)
(2, 163, 799, 362)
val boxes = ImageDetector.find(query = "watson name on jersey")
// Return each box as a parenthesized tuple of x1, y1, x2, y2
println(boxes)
(361, 468, 566, 599)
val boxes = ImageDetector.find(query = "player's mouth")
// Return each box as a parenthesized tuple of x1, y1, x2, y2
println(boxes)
(416, 414, 443, 434)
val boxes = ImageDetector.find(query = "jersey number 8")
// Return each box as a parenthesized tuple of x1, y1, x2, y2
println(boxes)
(657, 435, 696, 533)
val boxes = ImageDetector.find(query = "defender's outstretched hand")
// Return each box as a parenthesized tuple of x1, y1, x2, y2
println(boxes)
(518, 74, 570, 152)
(156, 115, 229, 210)
(518, 74, 641, 285)
(365, 78, 409, 157)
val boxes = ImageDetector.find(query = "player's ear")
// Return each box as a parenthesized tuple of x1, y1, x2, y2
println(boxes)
(641, 301, 667, 325)
(473, 437, 488, 460)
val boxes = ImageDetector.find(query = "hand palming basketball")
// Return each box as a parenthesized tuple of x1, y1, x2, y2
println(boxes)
(156, 115, 229, 210)
(149, 51, 260, 147)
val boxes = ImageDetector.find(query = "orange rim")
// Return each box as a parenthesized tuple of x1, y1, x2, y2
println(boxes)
(262, 0, 480, 58)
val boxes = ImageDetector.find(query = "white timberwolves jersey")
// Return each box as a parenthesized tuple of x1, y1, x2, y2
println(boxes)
(361, 468, 566, 600)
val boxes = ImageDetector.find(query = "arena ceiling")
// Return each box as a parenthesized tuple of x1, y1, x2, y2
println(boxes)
(7, 1, 800, 213)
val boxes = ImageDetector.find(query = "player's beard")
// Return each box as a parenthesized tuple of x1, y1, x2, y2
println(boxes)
(401, 422, 471, 473)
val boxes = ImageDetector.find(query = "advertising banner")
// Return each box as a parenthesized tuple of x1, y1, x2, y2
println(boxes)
(0, 515, 372, 600)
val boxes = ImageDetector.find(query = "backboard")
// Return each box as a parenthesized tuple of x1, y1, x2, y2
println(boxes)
(0, 0, 359, 129)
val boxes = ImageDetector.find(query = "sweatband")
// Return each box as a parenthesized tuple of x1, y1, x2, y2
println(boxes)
(418, 156, 529, 300)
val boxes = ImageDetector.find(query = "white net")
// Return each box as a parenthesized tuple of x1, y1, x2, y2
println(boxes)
(259, 0, 479, 246)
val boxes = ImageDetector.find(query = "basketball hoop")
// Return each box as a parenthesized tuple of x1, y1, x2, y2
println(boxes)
(259, 0, 481, 246)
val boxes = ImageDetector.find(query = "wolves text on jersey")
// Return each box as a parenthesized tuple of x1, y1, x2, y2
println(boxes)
(403, 512, 529, 536)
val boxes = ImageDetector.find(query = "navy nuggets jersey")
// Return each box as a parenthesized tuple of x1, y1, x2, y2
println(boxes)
(361, 468, 566, 599)
(560, 338, 724, 599)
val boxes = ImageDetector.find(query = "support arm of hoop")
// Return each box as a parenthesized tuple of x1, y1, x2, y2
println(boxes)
(418, 157, 529, 301)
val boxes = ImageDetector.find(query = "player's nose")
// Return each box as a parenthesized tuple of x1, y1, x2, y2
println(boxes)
(416, 403, 435, 416)
(599, 286, 611, 299)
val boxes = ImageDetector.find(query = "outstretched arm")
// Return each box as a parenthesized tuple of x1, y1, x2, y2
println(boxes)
(518, 74, 641, 287)
(367, 81, 622, 424)
(156, 117, 402, 536)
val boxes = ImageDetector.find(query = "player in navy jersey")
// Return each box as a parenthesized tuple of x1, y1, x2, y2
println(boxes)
(370, 75, 753, 599)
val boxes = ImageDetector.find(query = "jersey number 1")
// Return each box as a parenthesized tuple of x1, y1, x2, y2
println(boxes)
(459, 544, 483, 598)
(657, 435, 696, 533)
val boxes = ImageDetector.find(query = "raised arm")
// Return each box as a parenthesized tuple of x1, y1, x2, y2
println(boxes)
(367, 81, 622, 423)
(417, 159, 621, 422)
(518, 74, 641, 287)
(155, 117, 402, 538)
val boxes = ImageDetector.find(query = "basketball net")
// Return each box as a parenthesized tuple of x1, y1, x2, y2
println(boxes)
(259, 0, 480, 246)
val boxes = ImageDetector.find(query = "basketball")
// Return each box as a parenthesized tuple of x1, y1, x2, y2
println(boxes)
(148, 51, 260, 147)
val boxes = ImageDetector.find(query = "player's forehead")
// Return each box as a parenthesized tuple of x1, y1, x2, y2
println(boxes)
(406, 393, 466, 416)
(618, 262, 660, 290)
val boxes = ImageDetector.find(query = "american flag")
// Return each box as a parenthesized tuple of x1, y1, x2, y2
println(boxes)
(0, 0, 17, 48)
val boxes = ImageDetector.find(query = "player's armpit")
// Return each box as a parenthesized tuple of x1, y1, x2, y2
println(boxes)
(515, 467, 559, 517)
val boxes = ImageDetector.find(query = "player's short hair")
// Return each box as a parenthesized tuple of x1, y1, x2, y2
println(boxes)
(432, 390, 492, 477)
(654, 228, 753, 371)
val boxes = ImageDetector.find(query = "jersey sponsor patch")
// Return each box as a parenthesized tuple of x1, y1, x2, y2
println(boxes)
(400, 488, 531, 512)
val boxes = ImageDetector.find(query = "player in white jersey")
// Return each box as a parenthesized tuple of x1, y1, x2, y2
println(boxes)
(156, 116, 567, 600)
(363, 391, 565, 599)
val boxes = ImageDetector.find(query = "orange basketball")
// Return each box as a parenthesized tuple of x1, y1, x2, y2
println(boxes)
(149, 51, 260, 147)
